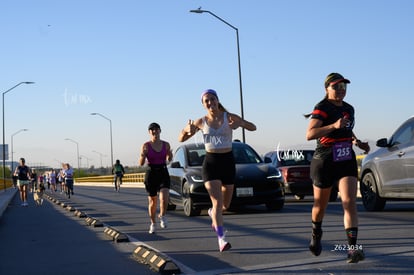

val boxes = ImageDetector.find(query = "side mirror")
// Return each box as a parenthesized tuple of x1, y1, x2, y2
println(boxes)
(170, 161, 182, 168)
(376, 138, 389, 148)
(264, 157, 272, 163)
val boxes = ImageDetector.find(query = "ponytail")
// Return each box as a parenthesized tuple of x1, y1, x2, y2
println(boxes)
(218, 103, 228, 113)
(304, 93, 328, 119)
(303, 113, 312, 119)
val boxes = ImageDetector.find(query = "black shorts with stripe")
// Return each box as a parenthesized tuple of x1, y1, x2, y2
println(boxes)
(310, 151, 358, 189)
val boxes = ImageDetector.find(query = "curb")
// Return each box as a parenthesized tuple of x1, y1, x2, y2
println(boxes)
(0, 188, 17, 218)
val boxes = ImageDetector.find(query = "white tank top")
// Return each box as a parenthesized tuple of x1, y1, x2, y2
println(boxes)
(202, 112, 233, 151)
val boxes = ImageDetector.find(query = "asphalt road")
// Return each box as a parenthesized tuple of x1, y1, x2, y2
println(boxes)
(1, 183, 413, 274)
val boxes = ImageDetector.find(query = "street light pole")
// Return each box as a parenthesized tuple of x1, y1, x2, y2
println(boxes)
(80, 155, 91, 169)
(11, 129, 28, 173)
(190, 8, 246, 142)
(64, 138, 80, 177)
(2, 82, 34, 191)
(92, 150, 106, 168)
(90, 113, 113, 170)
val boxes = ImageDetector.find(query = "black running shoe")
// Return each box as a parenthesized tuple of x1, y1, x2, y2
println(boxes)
(347, 249, 365, 263)
(309, 231, 322, 256)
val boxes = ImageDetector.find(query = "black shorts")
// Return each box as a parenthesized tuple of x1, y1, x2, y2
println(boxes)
(310, 152, 358, 189)
(114, 172, 123, 179)
(65, 178, 74, 190)
(144, 165, 170, 197)
(202, 151, 235, 185)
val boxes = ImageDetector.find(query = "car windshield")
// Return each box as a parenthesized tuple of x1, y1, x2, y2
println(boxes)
(232, 144, 262, 164)
(187, 148, 206, 166)
(278, 150, 314, 166)
(186, 143, 262, 166)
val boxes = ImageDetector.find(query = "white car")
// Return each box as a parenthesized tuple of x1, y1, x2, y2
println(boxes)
(360, 116, 414, 211)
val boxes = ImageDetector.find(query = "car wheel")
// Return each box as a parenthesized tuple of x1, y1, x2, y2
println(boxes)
(360, 172, 386, 211)
(182, 182, 201, 217)
(265, 200, 284, 211)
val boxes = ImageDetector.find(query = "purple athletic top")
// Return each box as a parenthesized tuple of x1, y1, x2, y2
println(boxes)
(146, 141, 167, 165)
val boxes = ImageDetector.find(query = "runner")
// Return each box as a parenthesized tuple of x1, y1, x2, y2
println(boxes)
(138, 122, 173, 234)
(178, 89, 256, 252)
(63, 163, 74, 198)
(14, 158, 32, 206)
(30, 168, 37, 193)
(305, 72, 370, 263)
(49, 170, 57, 192)
(112, 159, 125, 192)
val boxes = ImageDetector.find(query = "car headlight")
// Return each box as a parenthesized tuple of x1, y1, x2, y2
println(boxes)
(267, 169, 282, 179)
(190, 174, 204, 183)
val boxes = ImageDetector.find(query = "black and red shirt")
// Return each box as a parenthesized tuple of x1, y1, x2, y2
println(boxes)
(310, 98, 355, 159)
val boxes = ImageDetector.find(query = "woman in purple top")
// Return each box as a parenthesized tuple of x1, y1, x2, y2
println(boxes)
(138, 122, 173, 234)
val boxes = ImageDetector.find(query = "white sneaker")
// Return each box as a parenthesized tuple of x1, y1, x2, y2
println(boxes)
(160, 216, 168, 229)
(219, 237, 231, 252)
(149, 223, 155, 234)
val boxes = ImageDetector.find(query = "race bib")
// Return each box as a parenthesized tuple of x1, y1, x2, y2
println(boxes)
(333, 142, 352, 162)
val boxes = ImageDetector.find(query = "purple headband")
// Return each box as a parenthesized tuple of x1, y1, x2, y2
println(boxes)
(201, 89, 219, 101)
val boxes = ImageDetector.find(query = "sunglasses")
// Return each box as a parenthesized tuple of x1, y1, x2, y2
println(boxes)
(330, 82, 347, 91)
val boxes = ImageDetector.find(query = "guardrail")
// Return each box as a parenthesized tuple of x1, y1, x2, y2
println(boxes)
(0, 179, 13, 191)
(75, 173, 145, 183)
(0, 173, 146, 191)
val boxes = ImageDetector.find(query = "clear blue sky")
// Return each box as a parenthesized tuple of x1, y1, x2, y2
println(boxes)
(2, 0, 413, 168)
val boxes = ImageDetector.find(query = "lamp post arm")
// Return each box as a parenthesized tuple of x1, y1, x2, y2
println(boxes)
(205, 11, 238, 31)
(90, 113, 114, 169)
(191, 9, 238, 31)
